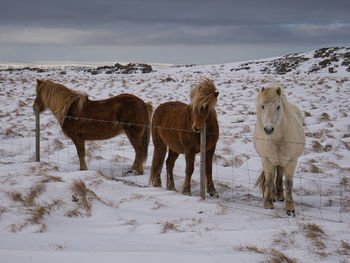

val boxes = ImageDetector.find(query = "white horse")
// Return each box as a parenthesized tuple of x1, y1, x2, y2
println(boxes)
(254, 84, 305, 216)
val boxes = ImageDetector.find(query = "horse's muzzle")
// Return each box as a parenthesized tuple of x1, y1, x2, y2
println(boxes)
(264, 126, 274, 135)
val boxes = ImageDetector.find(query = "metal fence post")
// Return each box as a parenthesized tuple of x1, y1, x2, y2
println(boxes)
(35, 106, 40, 162)
(200, 123, 206, 199)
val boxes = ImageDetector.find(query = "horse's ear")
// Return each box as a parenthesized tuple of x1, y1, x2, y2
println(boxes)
(261, 87, 265, 92)
(37, 79, 42, 86)
(276, 87, 281, 96)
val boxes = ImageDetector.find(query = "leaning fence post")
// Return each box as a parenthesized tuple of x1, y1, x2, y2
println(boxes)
(35, 106, 40, 162)
(200, 123, 206, 199)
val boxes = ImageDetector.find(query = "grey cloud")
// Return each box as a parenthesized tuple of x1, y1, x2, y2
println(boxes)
(0, 0, 349, 63)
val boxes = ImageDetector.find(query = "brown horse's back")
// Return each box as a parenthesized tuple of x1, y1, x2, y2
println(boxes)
(63, 93, 149, 141)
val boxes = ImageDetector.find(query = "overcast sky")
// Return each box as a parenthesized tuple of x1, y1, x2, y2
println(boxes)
(0, 0, 349, 64)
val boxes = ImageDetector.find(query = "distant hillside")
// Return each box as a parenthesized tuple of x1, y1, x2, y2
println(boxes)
(1, 47, 349, 75)
(230, 47, 350, 75)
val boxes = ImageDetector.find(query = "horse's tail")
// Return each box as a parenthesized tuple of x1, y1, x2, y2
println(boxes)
(142, 102, 153, 163)
(255, 171, 265, 197)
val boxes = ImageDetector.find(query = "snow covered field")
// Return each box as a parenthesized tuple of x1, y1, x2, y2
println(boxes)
(0, 47, 349, 262)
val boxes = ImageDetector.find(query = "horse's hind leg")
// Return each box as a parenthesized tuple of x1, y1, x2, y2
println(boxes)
(276, 166, 284, 201)
(166, 149, 179, 191)
(149, 136, 167, 187)
(125, 128, 144, 175)
(71, 137, 87, 170)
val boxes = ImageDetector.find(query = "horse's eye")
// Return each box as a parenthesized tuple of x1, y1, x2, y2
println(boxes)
(262, 105, 264, 110)
(277, 106, 280, 110)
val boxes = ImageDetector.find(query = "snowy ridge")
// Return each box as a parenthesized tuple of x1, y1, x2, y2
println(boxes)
(0, 47, 349, 263)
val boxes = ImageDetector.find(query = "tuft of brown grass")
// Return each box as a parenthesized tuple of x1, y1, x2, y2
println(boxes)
(236, 244, 265, 254)
(10, 199, 62, 233)
(300, 223, 327, 252)
(9, 183, 46, 207)
(267, 248, 297, 263)
(160, 221, 182, 233)
(236, 245, 297, 263)
(67, 179, 108, 217)
(302, 223, 326, 238)
(311, 140, 324, 153)
(318, 112, 331, 122)
(337, 240, 350, 256)
(40, 175, 63, 183)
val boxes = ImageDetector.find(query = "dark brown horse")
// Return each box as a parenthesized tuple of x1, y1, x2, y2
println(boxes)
(33, 79, 152, 174)
(149, 79, 219, 196)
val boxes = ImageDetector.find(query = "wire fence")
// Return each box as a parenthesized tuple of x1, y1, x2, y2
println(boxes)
(0, 115, 349, 223)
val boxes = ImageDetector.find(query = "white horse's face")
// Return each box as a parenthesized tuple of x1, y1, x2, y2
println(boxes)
(260, 97, 283, 135)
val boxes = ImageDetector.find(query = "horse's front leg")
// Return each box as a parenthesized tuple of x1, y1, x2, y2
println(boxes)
(71, 137, 87, 170)
(166, 149, 179, 191)
(206, 146, 217, 197)
(284, 162, 297, 216)
(182, 149, 196, 195)
(262, 159, 275, 209)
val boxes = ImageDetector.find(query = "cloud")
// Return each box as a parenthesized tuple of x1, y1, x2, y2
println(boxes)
(0, 0, 349, 63)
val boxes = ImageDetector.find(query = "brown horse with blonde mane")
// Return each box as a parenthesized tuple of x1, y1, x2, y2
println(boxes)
(33, 79, 152, 174)
(149, 79, 219, 196)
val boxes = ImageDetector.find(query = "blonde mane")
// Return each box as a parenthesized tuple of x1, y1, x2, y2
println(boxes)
(190, 78, 217, 111)
(37, 80, 87, 126)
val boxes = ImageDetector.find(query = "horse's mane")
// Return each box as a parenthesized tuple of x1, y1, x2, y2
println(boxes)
(190, 78, 217, 111)
(37, 80, 87, 126)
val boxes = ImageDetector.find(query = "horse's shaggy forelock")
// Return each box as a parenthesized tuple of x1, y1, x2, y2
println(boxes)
(256, 84, 287, 118)
(37, 80, 87, 126)
(190, 78, 217, 111)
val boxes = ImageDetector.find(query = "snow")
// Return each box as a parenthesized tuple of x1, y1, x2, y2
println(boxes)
(0, 47, 349, 262)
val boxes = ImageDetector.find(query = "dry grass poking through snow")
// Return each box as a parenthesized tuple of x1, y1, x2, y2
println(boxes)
(237, 244, 297, 263)
(66, 179, 107, 217)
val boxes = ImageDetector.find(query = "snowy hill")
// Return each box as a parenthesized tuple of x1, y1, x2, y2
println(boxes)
(0, 47, 349, 262)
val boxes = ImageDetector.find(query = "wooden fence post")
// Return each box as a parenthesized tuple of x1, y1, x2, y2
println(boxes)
(200, 123, 206, 199)
(35, 106, 40, 162)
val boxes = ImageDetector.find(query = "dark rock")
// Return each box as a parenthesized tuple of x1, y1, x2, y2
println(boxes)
(84, 63, 153, 75)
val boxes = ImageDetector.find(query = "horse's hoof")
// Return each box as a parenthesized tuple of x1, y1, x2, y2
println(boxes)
(124, 170, 134, 175)
(286, 210, 295, 217)
(263, 201, 274, 209)
(278, 197, 285, 202)
(151, 182, 162, 188)
(209, 193, 219, 198)
(167, 185, 176, 191)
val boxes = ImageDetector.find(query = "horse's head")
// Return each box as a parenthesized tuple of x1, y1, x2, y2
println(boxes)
(257, 85, 284, 136)
(33, 79, 46, 113)
(190, 79, 219, 133)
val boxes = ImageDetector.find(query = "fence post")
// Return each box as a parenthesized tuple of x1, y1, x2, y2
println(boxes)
(200, 123, 206, 199)
(35, 106, 40, 162)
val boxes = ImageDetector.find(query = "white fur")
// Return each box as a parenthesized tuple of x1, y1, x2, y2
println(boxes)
(253, 84, 305, 214)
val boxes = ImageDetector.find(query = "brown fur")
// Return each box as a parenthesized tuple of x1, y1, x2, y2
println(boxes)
(149, 79, 219, 195)
(33, 79, 152, 174)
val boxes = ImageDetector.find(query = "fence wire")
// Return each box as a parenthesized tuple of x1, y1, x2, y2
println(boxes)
(0, 116, 349, 223)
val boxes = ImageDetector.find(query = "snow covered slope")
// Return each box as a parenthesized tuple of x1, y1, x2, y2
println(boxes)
(0, 47, 349, 262)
